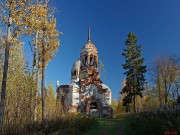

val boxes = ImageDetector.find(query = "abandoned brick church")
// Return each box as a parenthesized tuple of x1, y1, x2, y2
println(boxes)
(56, 27, 113, 116)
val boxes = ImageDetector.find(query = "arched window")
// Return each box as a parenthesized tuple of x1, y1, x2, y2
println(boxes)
(85, 56, 88, 65)
(73, 70, 76, 76)
(90, 55, 94, 66)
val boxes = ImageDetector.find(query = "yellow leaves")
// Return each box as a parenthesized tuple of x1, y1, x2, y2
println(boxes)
(24, 3, 49, 35)
(2, 1, 62, 67)
(39, 7, 47, 17)
(17, 1, 25, 7)
(9, 37, 23, 46)
(12, 18, 16, 23)
(10, 38, 18, 44)
(3, 42, 39, 129)
(35, 13, 60, 64)
(16, 9, 23, 16)
(1, 0, 32, 38)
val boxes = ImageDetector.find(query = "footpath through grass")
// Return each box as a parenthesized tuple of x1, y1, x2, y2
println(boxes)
(82, 118, 123, 135)
(49, 111, 180, 135)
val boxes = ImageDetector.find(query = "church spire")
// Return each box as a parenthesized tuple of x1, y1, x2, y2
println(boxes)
(88, 26, 90, 42)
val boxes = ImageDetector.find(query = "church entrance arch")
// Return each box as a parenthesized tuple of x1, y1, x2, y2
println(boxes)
(90, 101, 98, 109)
(88, 99, 100, 116)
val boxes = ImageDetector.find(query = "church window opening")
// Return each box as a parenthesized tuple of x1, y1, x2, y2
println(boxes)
(73, 70, 76, 76)
(85, 56, 88, 65)
(90, 56, 94, 66)
(90, 101, 98, 109)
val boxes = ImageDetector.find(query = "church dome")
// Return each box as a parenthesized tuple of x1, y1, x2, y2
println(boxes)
(81, 41, 98, 54)
(81, 26, 98, 54)
(71, 59, 81, 80)
(71, 59, 81, 72)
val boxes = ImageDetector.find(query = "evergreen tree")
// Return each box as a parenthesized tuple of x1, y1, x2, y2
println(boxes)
(121, 33, 147, 113)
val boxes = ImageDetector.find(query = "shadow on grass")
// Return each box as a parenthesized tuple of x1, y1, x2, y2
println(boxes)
(121, 112, 180, 135)
(82, 118, 122, 135)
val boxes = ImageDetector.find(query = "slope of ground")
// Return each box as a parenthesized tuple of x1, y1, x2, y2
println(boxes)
(82, 118, 124, 135)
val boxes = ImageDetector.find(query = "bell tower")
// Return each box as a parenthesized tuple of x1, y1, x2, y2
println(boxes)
(79, 27, 102, 92)
(80, 26, 98, 70)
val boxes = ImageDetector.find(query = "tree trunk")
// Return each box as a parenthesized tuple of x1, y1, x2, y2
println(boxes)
(164, 81, 168, 108)
(41, 0, 48, 121)
(34, 58, 40, 121)
(133, 94, 136, 113)
(157, 77, 161, 108)
(0, 4, 12, 130)
(33, 31, 39, 122)
(41, 41, 45, 121)
(177, 84, 179, 98)
(32, 30, 39, 76)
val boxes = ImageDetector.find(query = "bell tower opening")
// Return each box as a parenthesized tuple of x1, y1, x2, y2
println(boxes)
(90, 55, 94, 66)
(85, 56, 88, 65)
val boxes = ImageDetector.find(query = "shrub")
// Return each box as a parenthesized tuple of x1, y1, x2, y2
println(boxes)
(123, 111, 180, 135)
(1, 114, 98, 135)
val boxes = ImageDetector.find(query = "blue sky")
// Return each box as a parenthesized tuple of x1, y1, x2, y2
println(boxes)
(25, 0, 180, 99)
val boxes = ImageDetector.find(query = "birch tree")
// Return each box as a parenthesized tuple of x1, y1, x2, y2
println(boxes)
(150, 55, 180, 108)
(34, 0, 60, 121)
(0, 0, 31, 129)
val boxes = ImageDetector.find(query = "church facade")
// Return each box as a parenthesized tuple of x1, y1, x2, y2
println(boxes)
(56, 27, 112, 116)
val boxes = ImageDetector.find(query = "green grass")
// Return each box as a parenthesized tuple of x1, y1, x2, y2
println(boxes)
(2, 114, 98, 135)
(106, 119, 120, 135)
(121, 112, 180, 135)
(49, 112, 180, 135)
(82, 118, 121, 135)
(121, 116, 136, 135)
(80, 119, 102, 135)
(55, 114, 98, 135)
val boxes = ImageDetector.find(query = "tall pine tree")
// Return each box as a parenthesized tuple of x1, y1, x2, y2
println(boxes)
(121, 33, 147, 113)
